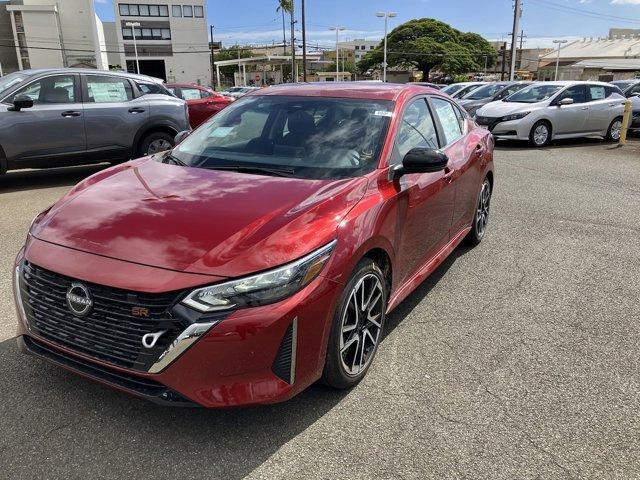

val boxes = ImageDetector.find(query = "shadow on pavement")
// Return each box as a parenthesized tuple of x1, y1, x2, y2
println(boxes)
(0, 164, 109, 194)
(494, 136, 611, 152)
(0, 246, 468, 478)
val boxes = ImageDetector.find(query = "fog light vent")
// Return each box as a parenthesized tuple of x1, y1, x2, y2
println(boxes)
(272, 317, 297, 384)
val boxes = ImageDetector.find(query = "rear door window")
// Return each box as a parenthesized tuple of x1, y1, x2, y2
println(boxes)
(587, 85, 606, 102)
(181, 88, 204, 100)
(85, 75, 133, 103)
(431, 97, 463, 145)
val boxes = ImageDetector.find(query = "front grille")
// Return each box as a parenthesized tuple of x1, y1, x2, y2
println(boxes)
(18, 261, 186, 371)
(475, 116, 501, 131)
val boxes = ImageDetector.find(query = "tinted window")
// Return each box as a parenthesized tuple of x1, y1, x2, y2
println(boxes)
(0, 72, 28, 97)
(628, 84, 640, 97)
(138, 82, 169, 96)
(432, 97, 463, 145)
(85, 76, 133, 103)
(394, 98, 439, 162)
(172, 95, 393, 180)
(464, 83, 506, 100)
(9, 75, 76, 104)
(557, 85, 587, 104)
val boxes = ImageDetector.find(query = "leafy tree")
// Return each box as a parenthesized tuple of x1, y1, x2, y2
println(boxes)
(276, 0, 293, 54)
(357, 18, 496, 80)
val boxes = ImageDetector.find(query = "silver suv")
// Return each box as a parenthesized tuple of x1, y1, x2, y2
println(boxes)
(0, 69, 190, 174)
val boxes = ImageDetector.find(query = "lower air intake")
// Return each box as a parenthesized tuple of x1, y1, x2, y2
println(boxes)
(271, 318, 297, 384)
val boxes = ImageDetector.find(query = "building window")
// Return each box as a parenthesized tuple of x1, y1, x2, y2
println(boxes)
(172, 5, 182, 16)
(194, 5, 204, 17)
(123, 27, 171, 40)
(183, 5, 193, 17)
(119, 4, 170, 17)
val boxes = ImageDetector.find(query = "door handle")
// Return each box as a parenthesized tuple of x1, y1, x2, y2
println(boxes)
(61, 111, 81, 117)
(580, 107, 589, 110)
(128, 107, 145, 113)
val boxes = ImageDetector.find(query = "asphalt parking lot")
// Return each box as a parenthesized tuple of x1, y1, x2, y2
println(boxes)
(0, 138, 639, 479)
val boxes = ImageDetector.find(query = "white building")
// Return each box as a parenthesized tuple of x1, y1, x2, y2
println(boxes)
(113, 1, 210, 84)
(0, 0, 109, 72)
(339, 39, 379, 62)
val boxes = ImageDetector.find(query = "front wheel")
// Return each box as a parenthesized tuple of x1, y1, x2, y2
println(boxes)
(606, 117, 623, 142)
(529, 120, 551, 147)
(465, 177, 492, 246)
(322, 258, 387, 389)
(137, 132, 175, 157)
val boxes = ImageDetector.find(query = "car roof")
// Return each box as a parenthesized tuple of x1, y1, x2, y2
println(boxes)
(255, 82, 442, 101)
(20, 68, 165, 84)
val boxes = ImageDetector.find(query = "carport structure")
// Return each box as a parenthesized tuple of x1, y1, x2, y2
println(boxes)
(214, 53, 323, 88)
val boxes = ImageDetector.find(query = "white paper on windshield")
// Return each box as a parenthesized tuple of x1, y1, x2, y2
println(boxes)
(210, 126, 234, 137)
(88, 82, 128, 102)
(374, 110, 392, 117)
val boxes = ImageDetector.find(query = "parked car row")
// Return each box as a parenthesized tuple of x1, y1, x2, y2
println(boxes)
(442, 80, 634, 147)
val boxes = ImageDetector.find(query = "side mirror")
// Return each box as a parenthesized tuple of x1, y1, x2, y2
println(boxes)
(557, 97, 574, 106)
(174, 130, 191, 144)
(391, 148, 449, 180)
(8, 95, 34, 112)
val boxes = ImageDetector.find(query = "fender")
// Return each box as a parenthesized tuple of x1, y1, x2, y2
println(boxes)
(132, 119, 182, 155)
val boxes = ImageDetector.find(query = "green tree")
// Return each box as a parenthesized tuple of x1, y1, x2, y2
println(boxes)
(357, 18, 496, 80)
(276, 0, 293, 55)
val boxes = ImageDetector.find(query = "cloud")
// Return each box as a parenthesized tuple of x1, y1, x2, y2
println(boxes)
(610, 0, 640, 3)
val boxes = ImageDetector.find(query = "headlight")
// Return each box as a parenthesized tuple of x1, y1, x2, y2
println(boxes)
(500, 111, 531, 122)
(181, 240, 337, 312)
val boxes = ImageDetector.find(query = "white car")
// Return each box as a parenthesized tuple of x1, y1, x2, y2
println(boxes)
(474, 81, 626, 147)
(222, 86, 261, 99)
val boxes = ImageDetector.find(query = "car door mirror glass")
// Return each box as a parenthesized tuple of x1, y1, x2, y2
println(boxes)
(174, 130, 191, 144)
(558, 97, 574, 106)
(397, 148, 449, 178)
(9, 94, 34, 111)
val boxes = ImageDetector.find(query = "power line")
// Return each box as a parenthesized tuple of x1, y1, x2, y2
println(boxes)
(528, 0, 640, 24)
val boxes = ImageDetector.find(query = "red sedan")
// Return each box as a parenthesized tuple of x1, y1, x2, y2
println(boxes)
(166, 83, 233, 128)
(14, 83, 494, 407)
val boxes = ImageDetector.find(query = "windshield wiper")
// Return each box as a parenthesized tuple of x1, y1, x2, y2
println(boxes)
(202, 164, 296, 178)
(162, 151, 188, 166)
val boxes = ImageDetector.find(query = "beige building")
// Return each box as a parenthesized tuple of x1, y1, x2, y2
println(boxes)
(0, 0, 109, 72)
(114, 1, 210, 84)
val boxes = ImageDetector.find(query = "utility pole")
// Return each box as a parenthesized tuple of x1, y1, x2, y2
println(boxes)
(509, 0, 522, 81)
(209, 25, 216, 90)
(301, 0, 307, 81)
(500, 42, 507, 81)
(290, 1, 296, 82)
(553, 39, 568, 81)
(518, 29, 526, 70)
(281, 7, 287, 55)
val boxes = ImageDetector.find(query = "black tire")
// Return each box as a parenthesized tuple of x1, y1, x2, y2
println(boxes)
(322, 258, 387, 389)
(137, 131, 175, 157)
(464, 177, 492, 246)
(529, 120, 552, 148)
(606, 117, 623, 142)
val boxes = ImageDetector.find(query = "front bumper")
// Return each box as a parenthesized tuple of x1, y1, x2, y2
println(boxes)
(15, 237, 342, 408)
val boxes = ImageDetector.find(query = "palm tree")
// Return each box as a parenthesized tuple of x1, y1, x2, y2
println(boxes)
(276, 0, 293, 55)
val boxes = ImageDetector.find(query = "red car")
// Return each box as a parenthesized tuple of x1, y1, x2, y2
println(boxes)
(14, 83, 494, 407)
(166, 83, 233, 128)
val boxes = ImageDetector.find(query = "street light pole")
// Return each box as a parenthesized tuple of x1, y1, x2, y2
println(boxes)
(553, 39, 568, 81)
(329, 26, 345, 79)
(126, 21, 141, 74)
(376, 11, 396, 82)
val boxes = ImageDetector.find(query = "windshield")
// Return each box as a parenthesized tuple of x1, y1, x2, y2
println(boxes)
(441, 84, 465, 95)
(463, 83, 506, 100)
(505, 84, 563, 103)
(171, 95, 393, 180)
(611, 81, 634, 92)
(0, 72, 28, 96)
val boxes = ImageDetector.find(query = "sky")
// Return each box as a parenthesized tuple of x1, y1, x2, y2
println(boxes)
(94, 0, 640, 49)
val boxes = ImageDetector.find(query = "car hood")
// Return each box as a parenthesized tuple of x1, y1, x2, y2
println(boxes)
(460, 98, 490, 108)
(31, 158, 368, 277)
(477, 100, 542, 117)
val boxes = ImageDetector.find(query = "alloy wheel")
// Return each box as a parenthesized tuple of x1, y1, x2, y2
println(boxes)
(533, 124, 549, 146)
(147, 139, 173, 155)
(475, 180, 491, 238)
(610, 119, 622, 141)
(339, 273, 384, 376)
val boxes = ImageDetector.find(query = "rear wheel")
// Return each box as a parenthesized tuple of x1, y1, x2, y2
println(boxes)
(606, 117, 623, 142)
(137, 132, 175, 157)
(529, 120, 551, 147)
(465, 177, 492, 246)
(322, 258, 387, 389)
